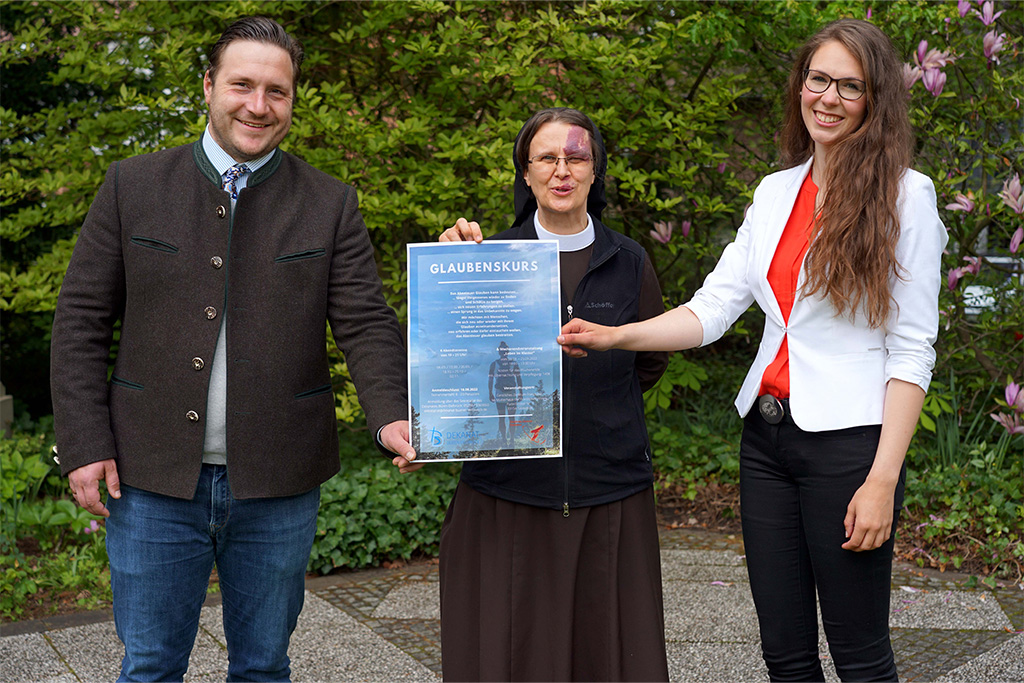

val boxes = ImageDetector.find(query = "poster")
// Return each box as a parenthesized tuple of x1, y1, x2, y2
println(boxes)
(407, 240, 562, 461)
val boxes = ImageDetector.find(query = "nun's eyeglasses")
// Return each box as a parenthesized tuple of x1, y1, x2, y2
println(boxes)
(528, 155, 593, 173)
(803, 69, 867, 101)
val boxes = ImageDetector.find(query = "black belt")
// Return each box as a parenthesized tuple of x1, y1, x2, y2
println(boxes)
(758, 394, 793, 425)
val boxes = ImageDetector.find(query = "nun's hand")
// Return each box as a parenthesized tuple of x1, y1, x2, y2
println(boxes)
(440, 217, 483, 243)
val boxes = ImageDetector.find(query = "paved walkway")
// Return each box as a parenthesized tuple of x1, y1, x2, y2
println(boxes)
(3, 528, 1022, 682)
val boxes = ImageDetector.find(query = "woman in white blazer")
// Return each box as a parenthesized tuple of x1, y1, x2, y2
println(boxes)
(559, 19, 946, 682)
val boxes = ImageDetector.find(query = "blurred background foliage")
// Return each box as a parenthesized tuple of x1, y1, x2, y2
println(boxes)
(1, 0, 1021, 605)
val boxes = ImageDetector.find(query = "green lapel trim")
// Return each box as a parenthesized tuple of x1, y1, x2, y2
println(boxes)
(192, 141, 221, 187)
(191, 141, 282, 188)
(248, 149, 281, 187)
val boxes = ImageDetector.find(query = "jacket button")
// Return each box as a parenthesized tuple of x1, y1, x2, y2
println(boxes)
(192, 357, 205, 371)
(186, 410, 200, 422)
(204, 306, 217, 320)
(211, 256, 223, 269)
(216, 206, 227, 218)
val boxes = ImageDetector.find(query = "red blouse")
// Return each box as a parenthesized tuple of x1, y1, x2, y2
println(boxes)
(759, 172, 818, 399)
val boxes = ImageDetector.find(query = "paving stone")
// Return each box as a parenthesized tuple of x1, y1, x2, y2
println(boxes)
(890, 588, 1012, 630)
(661, 562, 751, 584)
(372, 581, 440, 620)
(893, 627, 1017, 682)
(996, 588, 1024, 632)
(369, 618, 442, 676)
(289, 593, 436, 680)
(186, 605, 230, 680)
(0, 632, 71, 683)
(315, 575, 400, 619)
(43, 621, 122, 681)
(666, 641, 770, 682)
(197, 602, 226, 644)
(661, 548, 746, 567)
(659, 529, 746, 553)
(312, 578, 443, 677)
(892, 565, 972, 592)
(39, 614, 229, 682)
(663, 582, 761, 643)
(936, 632, 1024, 682)
(4, 528, 1019, 683)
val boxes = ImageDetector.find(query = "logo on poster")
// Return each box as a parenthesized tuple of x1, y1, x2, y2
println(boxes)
(429, 427, 443, 447)
(446, 430, 480, 440)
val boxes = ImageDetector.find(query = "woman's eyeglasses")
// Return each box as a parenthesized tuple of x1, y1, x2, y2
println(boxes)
(803, 69, 867, 101)
(528, 155, 593, 173)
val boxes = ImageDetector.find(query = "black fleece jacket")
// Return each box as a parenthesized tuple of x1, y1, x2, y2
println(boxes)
(459, 217, 668, 512)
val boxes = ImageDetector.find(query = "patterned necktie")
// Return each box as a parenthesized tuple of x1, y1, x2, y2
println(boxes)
(222, 163, 250, 201)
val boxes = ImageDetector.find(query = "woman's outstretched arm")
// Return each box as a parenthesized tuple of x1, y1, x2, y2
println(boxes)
(558, 305, 704, 357)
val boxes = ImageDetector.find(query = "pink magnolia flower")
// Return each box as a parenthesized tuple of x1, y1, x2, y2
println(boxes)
(903, 63, 923, 89)
(922, 68, 947, 97)
(947, 267, 963, 290)
(915, 40, 954, 70)
(991, 411, 1024, 435)
(974, 0, 1005, 26)
(984, 30, 1005, 63)
(945, 193, 975, 212)
(1011, 227, 1023, 254)
(650, 221, 673, 244)
(681, 220, 692, 238)
(999, 173, 1023, 214)
(717, 161, 727, 174)
(958, 0, 972, 17)
(961, 255, 982, 275)
(1006, 381, 1024, 412)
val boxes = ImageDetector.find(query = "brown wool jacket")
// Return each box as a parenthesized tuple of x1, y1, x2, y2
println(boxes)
(50, 142, 408, 499)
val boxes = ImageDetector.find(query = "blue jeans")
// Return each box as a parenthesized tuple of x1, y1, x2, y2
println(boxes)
(105, 465, 320, 682)
(740, 412, 903, 682)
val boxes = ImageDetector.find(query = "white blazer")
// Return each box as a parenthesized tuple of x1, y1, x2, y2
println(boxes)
(684, 158, 948, 431)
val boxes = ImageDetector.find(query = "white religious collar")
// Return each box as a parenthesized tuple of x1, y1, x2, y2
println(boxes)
(533, 213, 596, 253)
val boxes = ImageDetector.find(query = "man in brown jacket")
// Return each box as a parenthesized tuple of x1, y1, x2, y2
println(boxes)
(49, 16, 414, 681)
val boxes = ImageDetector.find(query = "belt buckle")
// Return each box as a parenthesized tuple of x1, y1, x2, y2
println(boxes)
(758, 394, 785, 425)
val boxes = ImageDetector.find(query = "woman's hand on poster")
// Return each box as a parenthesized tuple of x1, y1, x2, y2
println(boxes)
(842, 478, 895, 551)
(440, 217, 483, 243)
(557, 318, 617, 357)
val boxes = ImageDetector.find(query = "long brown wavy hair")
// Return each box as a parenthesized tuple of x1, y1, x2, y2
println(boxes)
(780, 19, 913, 329)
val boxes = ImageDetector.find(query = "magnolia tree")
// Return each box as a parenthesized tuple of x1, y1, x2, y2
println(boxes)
(891, 0, 1022, 450)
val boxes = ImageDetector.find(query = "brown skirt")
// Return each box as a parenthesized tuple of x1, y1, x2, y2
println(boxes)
(439, 482, 669, 682)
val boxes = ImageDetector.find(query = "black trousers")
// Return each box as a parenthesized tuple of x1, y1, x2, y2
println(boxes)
(739, 411, 904, 682)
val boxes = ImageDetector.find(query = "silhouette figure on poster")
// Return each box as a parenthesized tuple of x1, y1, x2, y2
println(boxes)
(488, 341, 523, 445)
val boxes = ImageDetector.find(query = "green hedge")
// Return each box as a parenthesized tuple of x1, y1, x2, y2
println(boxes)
(309, 434, 459, 574)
